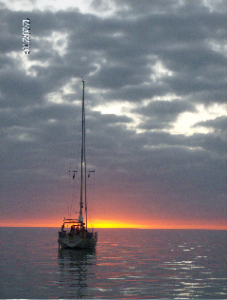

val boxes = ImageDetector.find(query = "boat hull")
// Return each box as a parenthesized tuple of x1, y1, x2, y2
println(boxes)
(58, 232, 97, 249)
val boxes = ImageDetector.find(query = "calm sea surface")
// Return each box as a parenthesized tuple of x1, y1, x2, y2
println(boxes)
(0, 228, 226, 299)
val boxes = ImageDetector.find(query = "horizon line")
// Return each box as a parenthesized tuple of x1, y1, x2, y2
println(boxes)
(0, 225, 226, 230)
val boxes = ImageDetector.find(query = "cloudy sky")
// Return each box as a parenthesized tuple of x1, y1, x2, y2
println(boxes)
(1, 0, 226, 229)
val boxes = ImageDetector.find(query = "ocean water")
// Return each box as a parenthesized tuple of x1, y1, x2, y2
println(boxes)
(0, 228, 226, 299)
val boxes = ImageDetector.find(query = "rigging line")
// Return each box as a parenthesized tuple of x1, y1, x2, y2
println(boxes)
(79, 79, 85, 223)
(87, 170, 95, 229)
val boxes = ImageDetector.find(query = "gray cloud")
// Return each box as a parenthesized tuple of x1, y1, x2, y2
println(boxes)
(194, 116, 227, 131)
(133, 100, 196, 129)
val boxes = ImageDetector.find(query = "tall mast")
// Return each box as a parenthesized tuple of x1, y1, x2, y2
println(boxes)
(84, 84, 87, 230)
(83, 79, 88, 229)
(79, 79, 85, 223)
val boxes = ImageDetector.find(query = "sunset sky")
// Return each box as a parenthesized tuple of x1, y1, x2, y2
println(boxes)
(1, 0, 226, 229)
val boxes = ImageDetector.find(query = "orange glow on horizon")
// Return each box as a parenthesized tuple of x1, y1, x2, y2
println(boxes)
(0, 218, 226, 230)
(89, 219, 227, 230)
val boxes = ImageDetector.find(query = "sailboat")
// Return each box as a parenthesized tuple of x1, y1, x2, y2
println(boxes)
(58, 79, 98, 249)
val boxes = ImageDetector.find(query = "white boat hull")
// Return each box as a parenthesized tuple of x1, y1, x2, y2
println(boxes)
(58, 232, 97, 249)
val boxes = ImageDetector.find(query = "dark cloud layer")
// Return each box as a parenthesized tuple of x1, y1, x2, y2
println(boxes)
(0, 0, 226, 227)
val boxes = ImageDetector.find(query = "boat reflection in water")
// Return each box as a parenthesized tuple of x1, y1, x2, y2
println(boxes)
(58, 248, 96, 299)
